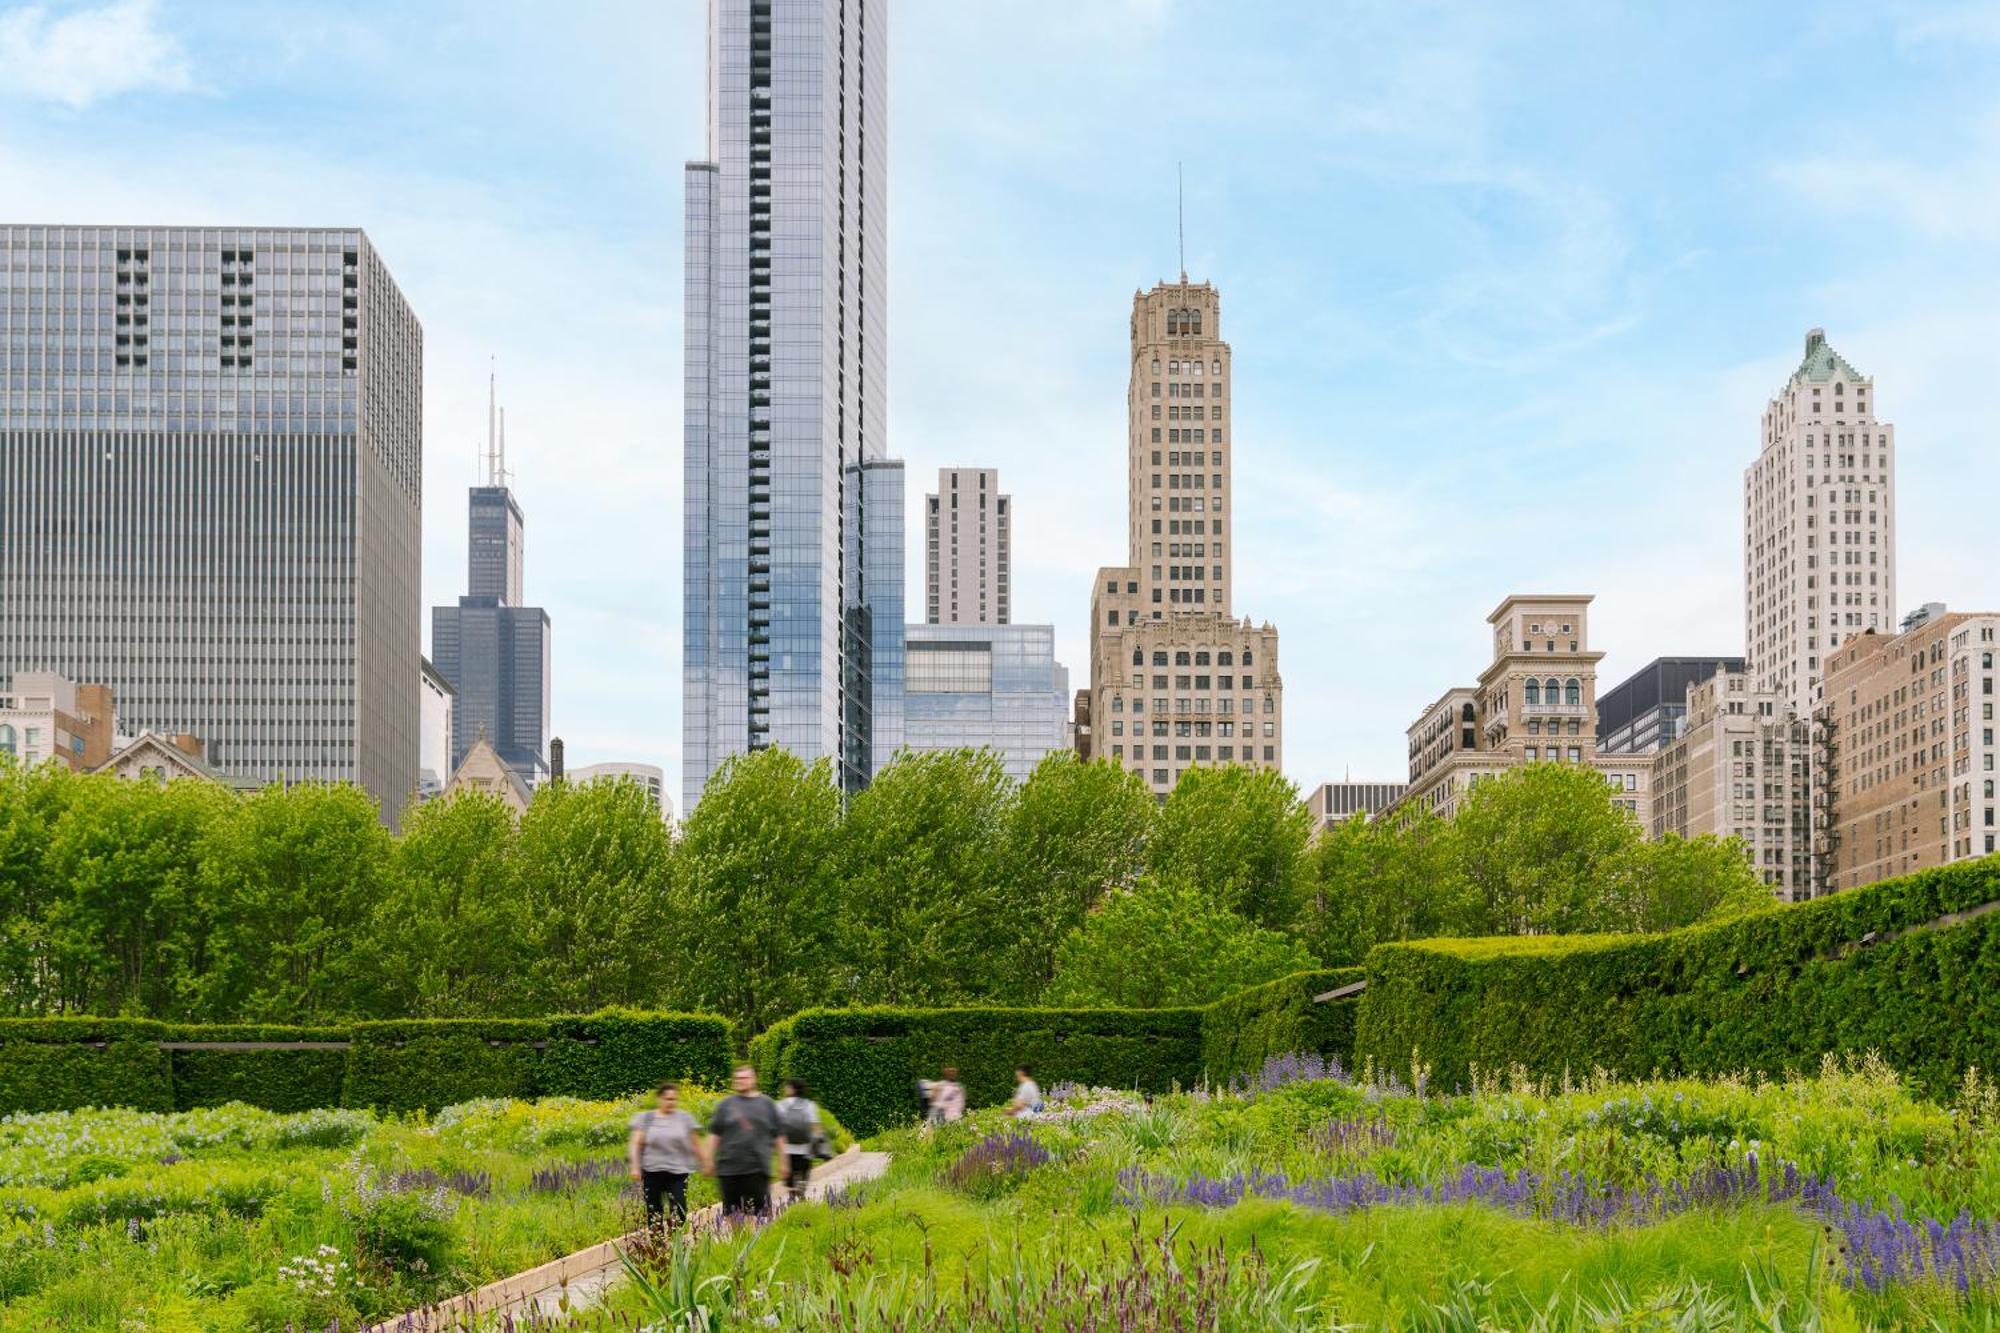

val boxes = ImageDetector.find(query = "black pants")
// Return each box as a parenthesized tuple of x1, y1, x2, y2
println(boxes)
(640, 1169, 688, 1227)
(718, 1172, 771, 1217)
(784, 1152, 812, 1193)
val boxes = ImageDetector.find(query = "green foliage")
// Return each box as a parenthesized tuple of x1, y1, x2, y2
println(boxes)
(672, 749, 842, 1032)
(0, 1018, 172, 1113)
(1047, 876, 1319, 1009)
(835, 749, 1017, 1006)
(366, 789, 527, 1017)
(537, 1009, 734, 1100)
(1199, 969, 1362, 1084)
(341, 1019, 552, 1114)
(163, 1024, 349, 1112)
(998, 753, 1154, 992)
(1354, 853, 2000, 1097)
(1298, 805, 1469, 965)
(753, 1005, 1207, 1136)
(1149, 764, 1314, 928)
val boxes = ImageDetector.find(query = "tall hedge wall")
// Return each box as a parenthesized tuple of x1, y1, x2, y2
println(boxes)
(1200, 968, 1362, 1084)
(0, 1010, 734, 1115)
(1354, 855, 2000, 1099)
(751, 1006, 1209, 1137)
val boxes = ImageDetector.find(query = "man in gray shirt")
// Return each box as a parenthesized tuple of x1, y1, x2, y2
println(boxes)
(707, 1064, 786, 1216)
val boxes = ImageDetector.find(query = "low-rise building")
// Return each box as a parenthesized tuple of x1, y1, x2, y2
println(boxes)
(441, 735, 533, 814)
(94, 731, 246, 787)
(902, 623, 1071, 785)
(1650, 663, 1813, 899)
(570, 761, 674, 822)
(1818, 606, 2000, 892)
(0, 671, 114, 771)
(1312, 781, 1408, 828)
(1395, 595, 1651, 824)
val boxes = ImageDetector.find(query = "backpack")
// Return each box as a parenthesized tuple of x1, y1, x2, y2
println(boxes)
(782, 1098, 817, 1143)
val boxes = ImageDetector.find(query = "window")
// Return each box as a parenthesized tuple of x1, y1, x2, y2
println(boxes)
(1564, 679, 1581, 706)
(1525, 680, 1541, 706)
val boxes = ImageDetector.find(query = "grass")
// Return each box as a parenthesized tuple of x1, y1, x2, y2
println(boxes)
(559, 1055, 2000, 1330)
(0, 1090, 849, 1331)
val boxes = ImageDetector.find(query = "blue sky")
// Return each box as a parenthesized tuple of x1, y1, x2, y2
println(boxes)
(4, 0, 1999, 797)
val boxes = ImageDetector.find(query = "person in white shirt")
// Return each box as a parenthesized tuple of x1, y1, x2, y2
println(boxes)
(1005, 1065, 1042, 1120)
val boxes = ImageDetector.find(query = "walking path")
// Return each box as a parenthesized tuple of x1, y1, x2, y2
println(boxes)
(367, 1146, 891, 1331)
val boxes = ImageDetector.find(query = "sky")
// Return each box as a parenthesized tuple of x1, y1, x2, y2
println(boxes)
(3, 0, 1999, 799)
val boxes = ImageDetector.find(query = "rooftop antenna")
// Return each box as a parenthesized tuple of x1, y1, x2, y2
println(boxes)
(1177, 161, 1186, 282)
(484, 358, 499, 486)
(498, 405, 511, 489)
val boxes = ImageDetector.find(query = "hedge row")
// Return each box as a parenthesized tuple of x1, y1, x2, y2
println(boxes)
(1353, 854, 2000, 1099)
(0, 1010, 734, 1115)
(751, 970, 1366, 1137)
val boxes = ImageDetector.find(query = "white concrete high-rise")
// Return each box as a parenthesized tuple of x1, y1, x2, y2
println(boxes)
(925, 467, 1011, 625)
(1744, 329, 1897, 719)
(682, 0, 904, 815)
(0, 226, 423, 822)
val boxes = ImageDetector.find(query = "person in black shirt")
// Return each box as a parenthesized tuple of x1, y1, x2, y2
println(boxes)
(706, 1064, 785, 1216)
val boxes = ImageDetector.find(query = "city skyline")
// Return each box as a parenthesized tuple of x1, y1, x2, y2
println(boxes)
(4, 1, 2000, 800)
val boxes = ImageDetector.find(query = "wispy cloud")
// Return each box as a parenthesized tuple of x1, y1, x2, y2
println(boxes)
(0, 0, 192, 108)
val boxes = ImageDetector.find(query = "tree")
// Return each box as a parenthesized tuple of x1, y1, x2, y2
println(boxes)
(42, 775, 229, 1016)
(193, 782, 394, 1022)
(1297, 804, 1471, 966)
(1449, 763, 1645, 936)
(1147, 765, 1313, 928)
(0, 759, 80, 1015)
(835, 749, 1013, 1006)
(1605, 832, 1775, 934)
(367, 790, 527, 1017)
(674, 749, 842, 1031)
(998, 753, 1154, 995)
(515, 776, 674, 1013)
(1046, 876, 1318, 1009)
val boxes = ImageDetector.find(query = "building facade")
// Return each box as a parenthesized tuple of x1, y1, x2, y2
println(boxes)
(417, 656, 455, 801)
(1597, 656, 1745, 755)
(1745, 328, 1896, 722)
(569, 761, 674, 822)
(1650, 663, 1813, 900)
(0, 226, 423, 821)
(902, 623, 1070, 784)
(1818, 607, 2000, 892)
(1087, 278, 1283, 798)
(1312, 780, 1408, 828)
(681, 0, 904, 814)
(1396, 595, 1651, 823)
(926, 467, 1010, 625)
(431, 401, 551, 786)
(0, 671, 113, 771)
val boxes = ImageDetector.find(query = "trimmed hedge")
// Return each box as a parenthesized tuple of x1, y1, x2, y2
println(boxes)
(0, 1018, 173, 1114)
(1200, 968, 1362, 1084)
(1354, 854, 2000, 1099)
(0, 1010, 735, 1115)
(752, 1006, 1208, 1137)
(164, 1024, 349, 1113)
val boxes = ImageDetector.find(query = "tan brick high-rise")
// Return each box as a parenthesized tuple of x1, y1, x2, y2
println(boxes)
(1087, 278, 1282, 798)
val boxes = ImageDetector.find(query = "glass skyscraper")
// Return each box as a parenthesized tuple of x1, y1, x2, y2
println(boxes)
(0, 226, 423, 822)
(903, 623, 1071, 785)
(682, 0, 903, 813)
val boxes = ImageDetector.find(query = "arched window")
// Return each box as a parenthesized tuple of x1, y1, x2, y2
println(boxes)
(1565, 678, 1581, 706)
(1544, 678, 1561, 704)
(1524, 680, 1541, 706)
(0, 723, 13, 755)
(1242, 650, 1254, 666)
(1191, 310, 1203, 334)
(1132, 648, 1143, 666)
(1461, 702, 1476, 723)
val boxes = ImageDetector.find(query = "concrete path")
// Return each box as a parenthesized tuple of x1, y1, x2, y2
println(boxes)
(367, 1146, 890, 1330)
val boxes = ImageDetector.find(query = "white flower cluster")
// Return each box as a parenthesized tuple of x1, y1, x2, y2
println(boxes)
(277, 1244, 349, 1300)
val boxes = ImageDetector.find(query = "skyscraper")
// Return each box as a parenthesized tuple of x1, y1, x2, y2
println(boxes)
(1744, 328, 1897, 719)
(1087, 277, 1283, 799)
(0, 226, 422, 821)
(430, 389, 550, 784)
(926, 467, 1011, 625)
(682, 0, 903, 814)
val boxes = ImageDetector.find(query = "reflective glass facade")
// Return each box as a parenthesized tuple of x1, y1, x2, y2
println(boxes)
(903, 623, 1071, 785)
(683, 0, 902, 813)
(0, 225, 422, 821)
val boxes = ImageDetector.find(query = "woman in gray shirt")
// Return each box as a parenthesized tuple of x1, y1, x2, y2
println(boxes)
(627, 1082, 709, 1228)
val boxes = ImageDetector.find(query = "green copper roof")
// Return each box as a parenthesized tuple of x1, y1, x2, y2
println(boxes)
(1791, 328, 1866, 386)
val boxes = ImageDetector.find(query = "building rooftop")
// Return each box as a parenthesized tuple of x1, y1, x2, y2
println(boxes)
(1790, 328, 1867, 386)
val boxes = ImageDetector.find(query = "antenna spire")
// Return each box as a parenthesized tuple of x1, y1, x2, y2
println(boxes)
(485, 358, 498, 486)
(1177, 162, 1186, 281)
(499, 406, 509, 489)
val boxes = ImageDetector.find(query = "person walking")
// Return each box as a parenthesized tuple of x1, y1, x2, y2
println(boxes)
(627, 1082, 707, 1230)
(706, 1064, 785, 1217)
(775, 1078, 823, 1196)
(928, 1066, 966, 1123)
(1005, 1064, 1043, 1120)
